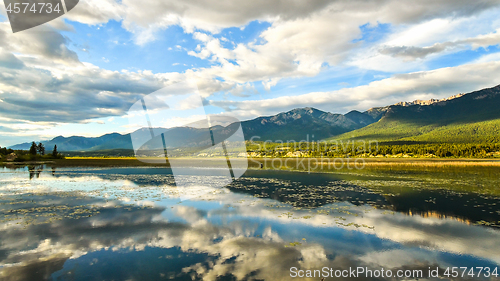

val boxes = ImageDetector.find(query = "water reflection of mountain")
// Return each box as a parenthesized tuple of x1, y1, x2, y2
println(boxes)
(407, 210, 473, 225)
(1, 191, 499, 281)
(0, 193, 411, 281)
(0, 193, 216, 281)
(227, 170, 500, 226)
(13, 165, 500, 227)
(383, 190, 500, 226)
(47, 167, 390, 208)
(229, 170, 390, 209)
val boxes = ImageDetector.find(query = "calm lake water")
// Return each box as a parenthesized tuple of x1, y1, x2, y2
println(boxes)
(0, 165, 499, 280)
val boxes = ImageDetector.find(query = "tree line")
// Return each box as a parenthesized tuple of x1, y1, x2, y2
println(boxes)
(246, 141, 500, 158)
(0, 147, 14, 156)
(0, 142, 64, 161)
(4, 141, 498, 159)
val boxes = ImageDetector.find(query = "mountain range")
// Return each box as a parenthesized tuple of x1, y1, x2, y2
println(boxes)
(9, 84, 500, 151)
(335, 84, 500, 143)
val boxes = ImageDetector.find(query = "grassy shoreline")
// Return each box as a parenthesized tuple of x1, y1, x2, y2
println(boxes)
(2, 157, 500, 169)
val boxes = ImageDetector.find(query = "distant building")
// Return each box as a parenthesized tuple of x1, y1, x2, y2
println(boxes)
(286, 151, 305, 157)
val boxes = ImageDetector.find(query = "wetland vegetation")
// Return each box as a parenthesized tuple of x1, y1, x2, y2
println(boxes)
(1, 150, 500, 281)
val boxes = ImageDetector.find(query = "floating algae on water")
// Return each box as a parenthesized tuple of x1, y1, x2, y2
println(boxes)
(1, 166, 500, 280)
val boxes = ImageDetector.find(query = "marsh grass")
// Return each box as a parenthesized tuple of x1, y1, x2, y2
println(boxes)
(3, 157, 500, 169)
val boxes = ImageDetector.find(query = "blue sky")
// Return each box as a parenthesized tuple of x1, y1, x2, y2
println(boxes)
(63, 21, 210, 73)
(1, 0, 500, 146)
